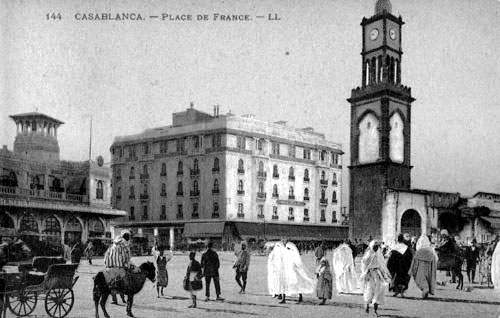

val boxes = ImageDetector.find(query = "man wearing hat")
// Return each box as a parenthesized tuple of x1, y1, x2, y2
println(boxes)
(464, 238, 480, 283)
(104, 229, 134, 304)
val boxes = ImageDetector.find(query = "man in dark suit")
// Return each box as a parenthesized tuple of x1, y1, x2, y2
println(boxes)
(464, 239, 480, 283)
(201, 242, 224, 301)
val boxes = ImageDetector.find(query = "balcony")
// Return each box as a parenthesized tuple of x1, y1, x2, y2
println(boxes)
(116, 175, 122, 180)
(140, 173, 149, 180)
(237, 168, 245, 174)
(160, 172, 167, 177)
(257, 192, 267, 200)
(160, 192, 167, 197)
(129, 175, 135, 180)
(237, 190, 245, 195)
(176, 214, 183, 220)
(237, 213, 245, 218)
(257, 214, 265, 219)
(190, 169, 200, 177)
(116, 195, 122, 200)
(320, 179, 328, 187)
(176, 171, 183, 176)
(303, 177, 310, 182)
(288, 216, 295, 221)
(211, 213, 220, 218)
(288, 195, 295, 200)
(303, 196, 310, 201)
(320, 198, 328, 205)
(129, 215, 135, 221)
(212, 167, 220, 173)
(140, 194, 149, 200)
(160, 214, 167, 220)
(257, 171, 267, 179)
(331, 199, 338, 204)
(332, 219, 338, 223)
(303, 217, 310, 222)
(192, 213, 199, 219)
(272, 193, 279, 198)
(129, 194, 135, 199)
(190, 190, 200, 197)
(0, 185, 88, 204)
(272, 173, 279, 179)
(212, 189, 220, 195)
(272, 215, 279, 220)
(141, 215, 148, 221)
(288, 175, 295, 181)
(320, 218, 326, 223)
(176, 191, 184, 196)
(332, 181, 338, 186)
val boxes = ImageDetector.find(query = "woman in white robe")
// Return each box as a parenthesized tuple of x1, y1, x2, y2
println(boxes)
(491, 239, 500, 289)
(268, 242, 287, 299)
(333, 243, 358, 294)
(360, 241, 391, 315)
(282, 242, 316, 303)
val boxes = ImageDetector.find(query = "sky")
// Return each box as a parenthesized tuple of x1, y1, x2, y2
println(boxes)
(0, 0, 499, 202)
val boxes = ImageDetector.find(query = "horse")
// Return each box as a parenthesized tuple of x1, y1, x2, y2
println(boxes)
(0, 239, 32, 269)
(93, 262, 156, 318)
(437, 249, 464, 290)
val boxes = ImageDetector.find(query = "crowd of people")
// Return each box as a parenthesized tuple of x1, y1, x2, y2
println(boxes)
(90, 229, 500, 315)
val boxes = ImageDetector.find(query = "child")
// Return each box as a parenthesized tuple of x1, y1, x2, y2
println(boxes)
(316, 256, 333, 305)
(156, 248, 173, 297)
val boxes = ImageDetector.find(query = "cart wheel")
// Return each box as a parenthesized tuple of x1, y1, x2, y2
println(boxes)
(44, 288, 74, 318)
(7, 290, 38, 317)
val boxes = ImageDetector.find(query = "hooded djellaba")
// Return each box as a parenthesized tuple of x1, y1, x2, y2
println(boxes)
(386, 234, 413, 297)
(410, 235, 437, 299)
(332, 242, 358, 294)
(360, 240, 391, 316)
(282, 242, 316, 303)
(315, 256, 333, 305)
(268, 241, 287, 299)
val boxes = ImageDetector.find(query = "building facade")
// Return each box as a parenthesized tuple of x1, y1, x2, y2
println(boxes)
(110, 105, 347, 248)
(0, 112, 127, 247)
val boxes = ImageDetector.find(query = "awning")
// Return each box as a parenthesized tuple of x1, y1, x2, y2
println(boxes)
(233, 222, 348, 241)
(480, 216, 500, 229)
(183, 222, 225, 238)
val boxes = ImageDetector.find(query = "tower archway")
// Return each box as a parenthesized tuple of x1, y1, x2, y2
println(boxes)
(400, 209, 421, 237)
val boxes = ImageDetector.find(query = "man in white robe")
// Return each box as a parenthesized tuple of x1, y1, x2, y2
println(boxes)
(268, 242, 286, 298)
(282, 242, 316, 303)
(333, 242, 358, 294)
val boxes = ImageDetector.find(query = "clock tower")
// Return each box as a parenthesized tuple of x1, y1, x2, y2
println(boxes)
(347, 0, 415, 240)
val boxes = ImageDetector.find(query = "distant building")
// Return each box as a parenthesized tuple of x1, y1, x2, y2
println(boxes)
(110, 104, 347, 249)
(0, 112, 127, 246)
(458, 192, 500, 244)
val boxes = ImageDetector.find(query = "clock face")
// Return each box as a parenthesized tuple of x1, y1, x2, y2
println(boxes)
(370, 28, 379, 41)
(389, 29, 396, 40)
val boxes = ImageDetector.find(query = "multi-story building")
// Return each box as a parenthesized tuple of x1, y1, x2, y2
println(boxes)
(110, 104, 347, 248)
(0, 112, 127, 248)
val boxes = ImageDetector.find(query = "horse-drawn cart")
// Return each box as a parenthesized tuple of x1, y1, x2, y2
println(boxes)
(0, 257, 79, 318)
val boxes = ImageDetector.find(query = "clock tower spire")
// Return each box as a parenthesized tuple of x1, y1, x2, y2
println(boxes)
(347, 0, 415, 240)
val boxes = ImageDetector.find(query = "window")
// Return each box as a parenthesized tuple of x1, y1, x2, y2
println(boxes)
(272, 206, 278, 219)
(321, 189, 326, 199)
(129, 185, 135, 198)
(304, 169, 309, 181)
(237, 136, 246, 149)
(332, 153, 339, 165)
(177, 204, 183, 218)
(143, 143, 149, 154)
(258, 182, 264, 193)
(177, 182, 183, 195)
(129, 206, 135, 220)
(161, 163, 167, 176)
(304, 188, 309, 200)
(143, 164, 148, 175)
(238, 159, 244, 172)
(258, 205, 264, 217)
(213, 202, 219, 217)
(193, 159, 199, 170)
(303, 148, 311, 160)
(257, 139, 263, 150)
(129, 166, 135, 179)
(288, 207, 294, 220)
(332, 191, 337, 202)
(192, 203, 199, 218)
(238, 203, 244, 217)
(119, 147, 123, 158)
(193, 180, 199, 192)
(116, 187, 121, 199)
(212, 134, 222, 147)
(193, 136, 199, 149)
(289, 186, 294, 199)
(320, 150, 326, 161)
(160, 205, 166, 220)
(237, 180, 244, 194)
(213, 157, 220, 171)
(272, 142, 280, 155)
(129, 146, 136, 158)
(96, 180, 104, 199)
(160, 141, 168, 153)
(273, 165, 279, 178)
(161, 183, 166, 196)
(320, 209, 326, 222)
(213, 179, 219, 191)
(259, 161, 264, 172)
(177, 161, 183, 175)
(272, 184, 278, 197)
(332, 173, 337, 184)
(116, 168, 121, 179)
(332, 210, 337, 223)
(321, 171, 326, 180)
(142, 205, 148, 220)
(289, 167, 295, 179)
(143, 184, 148, 195)
(304, 209, 309, 221)
(176, 138, 185, 152)
(288, 145, 295, 157)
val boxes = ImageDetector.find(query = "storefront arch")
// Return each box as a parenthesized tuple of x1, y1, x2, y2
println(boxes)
(400, 209, 422, 237)
(64, 216, 83, 245)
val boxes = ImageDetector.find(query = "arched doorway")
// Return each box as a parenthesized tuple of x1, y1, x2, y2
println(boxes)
(88, 219, 105, 238)
(20, 214, 39, 234)
(400, 209, 421, 237)
(64, 217, 82, 245)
